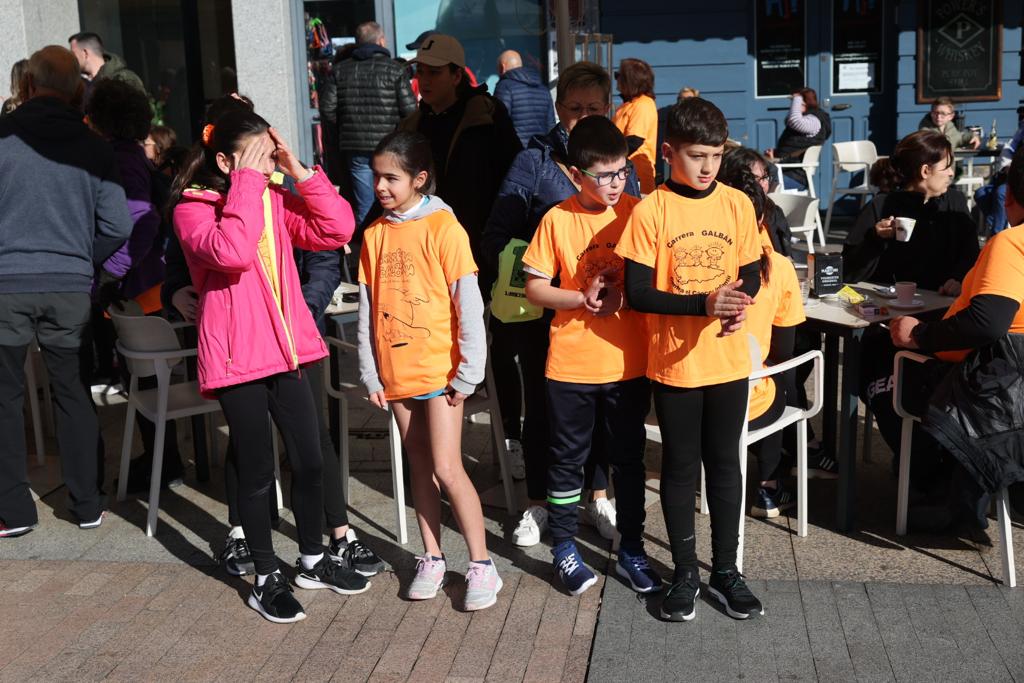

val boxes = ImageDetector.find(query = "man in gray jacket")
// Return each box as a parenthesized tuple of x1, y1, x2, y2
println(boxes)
(320, 22, 417, 226)
(0, 46, 132, 536)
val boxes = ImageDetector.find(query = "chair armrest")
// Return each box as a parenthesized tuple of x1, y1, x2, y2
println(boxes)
(324, 335, 357, 354)
(749, 350, 825, 419)
(776, 162, 819, 170)
(892, 350, 931, 420)
(832, 160, 871, 171)
(169, 320, 195, 330)
(115, 342, 197, 361)
(875, 155, 888, 162)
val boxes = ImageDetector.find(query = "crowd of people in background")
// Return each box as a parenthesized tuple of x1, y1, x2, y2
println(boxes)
(2, 22, 1024, 628)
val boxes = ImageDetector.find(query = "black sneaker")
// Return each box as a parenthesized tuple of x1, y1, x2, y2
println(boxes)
(660, 567, 700, 622)
(220, 536, 255, 576)
(793, 446, 839, 480)
(707, 568, 764, 620)
(294, 555, 371, 595)
(329, 537, 386, 577)
(247, 572, 306, 624)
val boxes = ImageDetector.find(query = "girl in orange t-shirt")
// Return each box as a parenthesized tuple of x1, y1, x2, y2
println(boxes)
(357, 131, 501, 612)
(613, 58, 659, 195)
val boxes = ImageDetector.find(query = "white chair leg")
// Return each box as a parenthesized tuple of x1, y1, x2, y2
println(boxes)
(797, 419, 808, 538)
(388, 409, 408, 545)
(895, 418, 914, 536)
(700, 464, 709, 515)
(24, 352, 44, 465)
(146, 416, 167, 537)
(271, 421, 283, 512)
(996, 489, 1016, 588)
(805, 231, 815, 256)
(117, 401, 137, 502)
(737, 443, 749, 575)
(815, 213, 826, 250)
(824, 176, 839, 237)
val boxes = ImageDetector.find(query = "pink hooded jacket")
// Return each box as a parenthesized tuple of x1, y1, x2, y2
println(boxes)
(173, 167, 353, 396)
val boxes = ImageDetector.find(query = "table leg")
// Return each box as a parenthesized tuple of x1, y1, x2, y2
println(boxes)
(836, 329, 863, 532)
(822, 334, 840, 458)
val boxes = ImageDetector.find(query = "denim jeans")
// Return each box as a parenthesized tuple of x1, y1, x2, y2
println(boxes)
(346, 152, 374, 227)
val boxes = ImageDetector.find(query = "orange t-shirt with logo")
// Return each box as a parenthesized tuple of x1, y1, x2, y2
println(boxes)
(522, 194, 646, 383)
(746, 249, 806, 420)
(613, 94, 658, 195)
(614, 183, 762, 388)
(936, 225, 1024, 363)
(358, 210, 478, 400)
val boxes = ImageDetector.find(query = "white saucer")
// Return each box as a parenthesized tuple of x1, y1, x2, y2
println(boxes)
(888, 298, 925, 310)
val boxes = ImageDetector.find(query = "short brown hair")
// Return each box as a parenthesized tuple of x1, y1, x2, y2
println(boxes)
(932, 96, 955, 112)
(873, 129, 952, 189)
(797, 87, 818, 110)
(615, 58, 654, 101)
(556, 61, 611, 104)
(666, 97, 728, 146)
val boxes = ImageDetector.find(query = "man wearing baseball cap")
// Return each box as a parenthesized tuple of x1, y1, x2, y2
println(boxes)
(398, 34, 521, 281)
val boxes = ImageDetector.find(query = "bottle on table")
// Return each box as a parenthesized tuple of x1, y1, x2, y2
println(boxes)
(986, 118, 1000, 150)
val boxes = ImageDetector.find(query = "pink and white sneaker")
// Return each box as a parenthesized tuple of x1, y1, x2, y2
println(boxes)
(407, 555, 447, 600)
(464, 561, 502, 611)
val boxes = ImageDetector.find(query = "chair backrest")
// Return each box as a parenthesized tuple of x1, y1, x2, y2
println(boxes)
(768, 193, 820, 230)
(801, 144, 823, 167)
(109, 311, 183, 379)
(832, 140, 878, 173)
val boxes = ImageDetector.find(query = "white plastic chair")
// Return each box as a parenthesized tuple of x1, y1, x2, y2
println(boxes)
(824, 140, 886, 237)
(110, 310, 221, 536)
(892, 350, 1016, 587)
(769, 192, 824, 255)
(324, 335, 515, 546)
(737, 335, 824, 573)
(773, 144, 822, 198)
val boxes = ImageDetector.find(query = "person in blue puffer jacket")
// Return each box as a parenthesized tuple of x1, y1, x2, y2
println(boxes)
(494, 50, 555, 148)
(481, 61, 641, 550)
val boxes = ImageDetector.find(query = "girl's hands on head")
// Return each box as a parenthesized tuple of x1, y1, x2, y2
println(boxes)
(269, 127, 309, 180)
(233, 134, 274, 174)
(369, 390, 388, 409)
(875, 216, 896, 240)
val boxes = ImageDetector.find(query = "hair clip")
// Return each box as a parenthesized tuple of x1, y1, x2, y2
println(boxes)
(201, 124, 215, 147)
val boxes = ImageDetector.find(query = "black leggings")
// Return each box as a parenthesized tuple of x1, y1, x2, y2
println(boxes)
(223, 360, 348, 530)
(654, 379, 746, 573)
(750, 379, 788, 483)
(218, 370, 324, 575)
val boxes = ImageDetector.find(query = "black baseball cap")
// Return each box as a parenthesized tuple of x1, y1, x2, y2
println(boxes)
(406, 30, 437, 51)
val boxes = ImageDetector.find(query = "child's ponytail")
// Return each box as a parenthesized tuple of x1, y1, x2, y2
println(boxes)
(373, 130, 436, 195)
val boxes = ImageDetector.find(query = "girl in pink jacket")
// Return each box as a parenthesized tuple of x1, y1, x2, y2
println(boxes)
(172, 109, 362, 624)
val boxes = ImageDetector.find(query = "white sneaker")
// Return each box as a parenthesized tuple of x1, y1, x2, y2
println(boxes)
(586, 498, 617, 541)
(512, 505, 548, 547)
(505, 439, 526, 480)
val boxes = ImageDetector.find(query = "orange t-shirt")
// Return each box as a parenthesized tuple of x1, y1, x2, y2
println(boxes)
(521, 194, 646, 383)
(614, 183, 762, 388)
(358, 209, 478, 400)
(613, 95, 658, 195)
(936, 224, 1024, 363)
(746, 249, 806, 420)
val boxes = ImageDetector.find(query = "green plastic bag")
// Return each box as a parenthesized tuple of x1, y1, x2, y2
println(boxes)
(490, 238, 543, 323)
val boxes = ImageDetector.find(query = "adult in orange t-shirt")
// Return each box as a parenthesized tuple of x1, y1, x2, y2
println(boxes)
(522, 116, 659, 596)
(613, 58, 659, 195)
(616, 97, 764, 622)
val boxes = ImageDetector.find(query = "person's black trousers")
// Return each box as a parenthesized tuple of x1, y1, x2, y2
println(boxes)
(217, 370, 324, 575)
(546, 377, 650, 549)
(654, 378, 746, 573)
(0, 292, 105, 526)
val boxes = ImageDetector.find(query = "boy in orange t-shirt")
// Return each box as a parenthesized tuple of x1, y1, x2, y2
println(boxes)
(522, 117, 656, 597)
(616, 98, 763, 622)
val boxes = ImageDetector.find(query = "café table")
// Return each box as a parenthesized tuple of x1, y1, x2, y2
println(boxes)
(801, 282, 954, 532)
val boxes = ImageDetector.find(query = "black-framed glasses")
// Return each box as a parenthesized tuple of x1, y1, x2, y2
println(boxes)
(580, 163, 632, 186)
(755, 172, 771, 183)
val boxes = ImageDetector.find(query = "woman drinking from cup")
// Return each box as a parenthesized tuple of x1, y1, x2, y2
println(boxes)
(843, 130, 979, 295)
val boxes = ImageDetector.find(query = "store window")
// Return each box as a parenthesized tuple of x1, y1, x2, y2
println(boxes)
(78, 0, 236, 142)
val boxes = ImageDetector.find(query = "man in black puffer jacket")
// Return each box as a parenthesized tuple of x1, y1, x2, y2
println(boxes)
(320, 21, 417, 227)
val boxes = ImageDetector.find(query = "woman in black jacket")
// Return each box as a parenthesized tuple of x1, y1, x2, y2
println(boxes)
(843, 130, 979, 294)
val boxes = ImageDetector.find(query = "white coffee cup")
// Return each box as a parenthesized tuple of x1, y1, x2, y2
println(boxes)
(895, 281, 917, 305)
(894, 217, 916, 242)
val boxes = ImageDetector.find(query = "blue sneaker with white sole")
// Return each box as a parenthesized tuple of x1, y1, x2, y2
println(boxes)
(552, 541, 597, 596)
(616, 547, 663, 593)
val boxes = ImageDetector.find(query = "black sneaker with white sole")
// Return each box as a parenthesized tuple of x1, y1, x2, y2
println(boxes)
(660, 567, 700, 622)
(707, 568, 764, 619)
(793, 447, 839, 480)
(328, 537, 385, 577)
(294, 556, 370, 595)
(248, 572, 306, 624)
(79, 511, 105, 529)
(220, 536, 256, 576)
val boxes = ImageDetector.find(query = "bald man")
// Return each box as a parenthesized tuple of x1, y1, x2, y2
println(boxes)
(493, 50, 555, 147)
(0, 46, 132, 536)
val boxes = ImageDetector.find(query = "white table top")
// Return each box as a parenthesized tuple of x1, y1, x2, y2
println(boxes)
(803, 281, 954, 330)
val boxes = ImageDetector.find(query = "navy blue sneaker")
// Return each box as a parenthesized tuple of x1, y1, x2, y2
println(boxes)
(552, 541, 597, 596)
(615, 547, 663, 593)
(750, 486, 795, 519)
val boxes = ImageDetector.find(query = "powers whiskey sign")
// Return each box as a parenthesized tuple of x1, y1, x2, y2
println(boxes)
(917, 0, 1002, 102)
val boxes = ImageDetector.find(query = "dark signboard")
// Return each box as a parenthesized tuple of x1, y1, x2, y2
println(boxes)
(833, 0, 884, 93)
(755, 0, 805, 97)
(916, 0, 1002, 103)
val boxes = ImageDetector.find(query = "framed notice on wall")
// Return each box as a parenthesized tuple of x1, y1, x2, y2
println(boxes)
(833, 0, 884, 94)
(916, 0, 1002, 103)
(755, 0, 805, 97)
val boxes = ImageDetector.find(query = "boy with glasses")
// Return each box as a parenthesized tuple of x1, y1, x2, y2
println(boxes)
(922, 97, 980, 150)
(521, 116, 658, 596)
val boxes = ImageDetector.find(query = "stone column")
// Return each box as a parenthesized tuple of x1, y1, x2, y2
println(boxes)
(0, 0, 80, 93)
